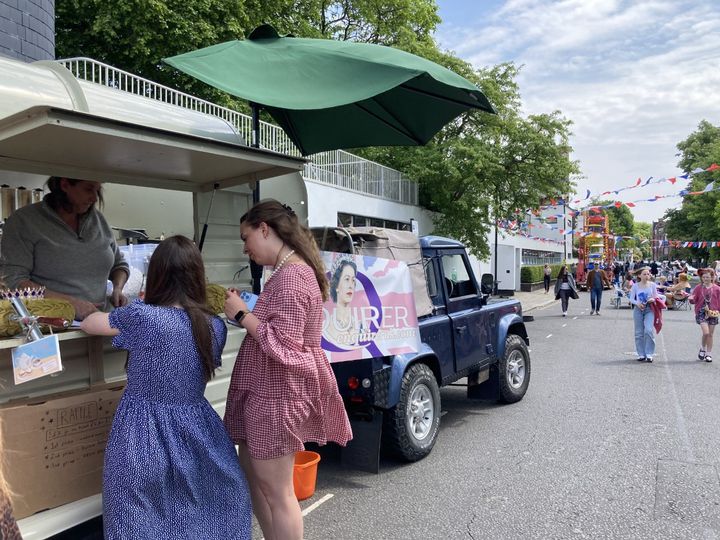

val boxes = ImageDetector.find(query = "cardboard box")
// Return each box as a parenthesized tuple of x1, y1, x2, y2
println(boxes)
(0, 384, 125, 519)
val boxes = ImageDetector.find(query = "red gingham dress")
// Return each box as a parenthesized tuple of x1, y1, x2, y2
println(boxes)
(224, 264, 353, 459)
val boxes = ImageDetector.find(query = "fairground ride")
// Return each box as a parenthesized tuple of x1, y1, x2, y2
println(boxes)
(575, 209, 616, 289)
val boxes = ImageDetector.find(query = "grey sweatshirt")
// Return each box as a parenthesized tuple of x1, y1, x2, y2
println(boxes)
(0, 197, 129, 309)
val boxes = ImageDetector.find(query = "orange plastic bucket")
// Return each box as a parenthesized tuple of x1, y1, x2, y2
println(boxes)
(293, 450, 321, 500)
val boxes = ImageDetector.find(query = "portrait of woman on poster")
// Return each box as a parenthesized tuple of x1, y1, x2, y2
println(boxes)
(324, 257, 363, 347)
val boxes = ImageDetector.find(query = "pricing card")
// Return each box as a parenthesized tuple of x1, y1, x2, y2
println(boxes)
(12, 334, 62, 385)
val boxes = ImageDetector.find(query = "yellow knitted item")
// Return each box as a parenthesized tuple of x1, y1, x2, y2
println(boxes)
(206, 284, 227, 314)
(0, 298, 75, 337)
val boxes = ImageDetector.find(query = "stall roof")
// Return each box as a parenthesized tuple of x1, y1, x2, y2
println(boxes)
(0, 56, 305, 190)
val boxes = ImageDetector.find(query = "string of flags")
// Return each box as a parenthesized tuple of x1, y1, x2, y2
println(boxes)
(497, 163, 720, 248)
(497, 220, 720, 250)
(658, 240, 720, 248)
(537, 163, 719, 212)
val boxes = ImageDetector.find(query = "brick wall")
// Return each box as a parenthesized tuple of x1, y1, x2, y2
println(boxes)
(0, 0, 55, 61)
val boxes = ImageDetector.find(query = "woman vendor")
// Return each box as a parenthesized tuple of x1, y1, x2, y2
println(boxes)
(0, 177, 129, 320)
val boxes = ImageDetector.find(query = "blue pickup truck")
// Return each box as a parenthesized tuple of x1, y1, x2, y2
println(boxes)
(313, 227, 531, 471)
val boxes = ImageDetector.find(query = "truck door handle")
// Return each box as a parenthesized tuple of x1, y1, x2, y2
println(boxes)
(456, 325, 467, 334)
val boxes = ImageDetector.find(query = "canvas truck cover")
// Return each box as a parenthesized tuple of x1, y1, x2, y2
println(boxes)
(313, 227, 434, 318)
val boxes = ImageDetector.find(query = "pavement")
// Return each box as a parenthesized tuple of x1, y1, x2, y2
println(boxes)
(504, 288, 557, 313)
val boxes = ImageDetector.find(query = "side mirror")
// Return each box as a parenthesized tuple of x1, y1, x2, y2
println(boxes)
(480, 273, 494, 295)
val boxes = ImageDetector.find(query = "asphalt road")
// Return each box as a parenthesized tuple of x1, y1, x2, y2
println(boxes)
(295, 296, 720, 540)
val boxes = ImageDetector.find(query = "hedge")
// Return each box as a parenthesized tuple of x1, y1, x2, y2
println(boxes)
(520, 264, 565, 284)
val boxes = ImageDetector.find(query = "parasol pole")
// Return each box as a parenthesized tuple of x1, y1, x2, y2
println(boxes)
(250, 102, 263, 294)
(251, 102, 260, 148)
(198, 183, 219, 252)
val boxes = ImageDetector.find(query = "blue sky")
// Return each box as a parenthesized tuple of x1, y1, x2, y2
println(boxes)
(434, 0, 720, 223)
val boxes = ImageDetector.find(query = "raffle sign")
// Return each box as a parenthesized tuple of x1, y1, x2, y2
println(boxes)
(321, 252, 421, 363)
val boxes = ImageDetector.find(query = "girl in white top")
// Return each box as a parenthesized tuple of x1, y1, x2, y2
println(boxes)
(628, 267, 658, 362)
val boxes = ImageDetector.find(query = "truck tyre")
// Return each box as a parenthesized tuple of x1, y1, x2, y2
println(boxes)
(497, 334, 530, 403)
(384, 363, 441, 462)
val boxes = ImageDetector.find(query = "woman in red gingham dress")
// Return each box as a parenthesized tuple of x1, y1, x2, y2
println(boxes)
(224, 199, 352, 540)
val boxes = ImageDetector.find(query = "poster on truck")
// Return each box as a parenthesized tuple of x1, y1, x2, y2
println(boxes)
(321, 252, 421, 363)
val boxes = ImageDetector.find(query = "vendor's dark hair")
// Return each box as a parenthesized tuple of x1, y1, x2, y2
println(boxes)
(45, 176, 104, 212)
(144, 236, 217, 381)
(241, 199, 329, 301)
(329, 259, 357, 303)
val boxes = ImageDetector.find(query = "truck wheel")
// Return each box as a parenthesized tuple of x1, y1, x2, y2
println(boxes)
(497, 334, 530, 403)
(384, 363, 441, 462)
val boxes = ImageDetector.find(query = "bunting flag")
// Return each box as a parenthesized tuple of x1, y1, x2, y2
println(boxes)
(655, 239, 720, 248)
(496, 162, 719, 247)
(533, 163, 720, 210)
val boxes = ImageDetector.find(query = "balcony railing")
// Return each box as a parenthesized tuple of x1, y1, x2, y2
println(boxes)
(57, 57, 418, 205)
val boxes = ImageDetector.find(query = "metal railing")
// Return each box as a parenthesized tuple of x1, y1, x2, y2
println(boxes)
(57, 57, 418, 205)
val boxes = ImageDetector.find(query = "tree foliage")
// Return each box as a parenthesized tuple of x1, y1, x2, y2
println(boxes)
(357, 63, 578, 258)
(591, 199, 634, 237)
(604, 204, 634, 237)
(662, 120, 720, 261)
(632, 221, 652, 260)
(56, 0, 250, 107)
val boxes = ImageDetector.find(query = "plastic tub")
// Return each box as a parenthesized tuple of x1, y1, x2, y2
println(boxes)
(119, 244, 158, 298)
(293, 450, 321, 501)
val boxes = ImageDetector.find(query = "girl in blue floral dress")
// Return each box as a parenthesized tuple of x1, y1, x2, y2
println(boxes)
(82, 236, 251, 539)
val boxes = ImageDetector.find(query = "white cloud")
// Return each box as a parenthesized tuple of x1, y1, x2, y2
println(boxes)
(435, 0, 720, 222)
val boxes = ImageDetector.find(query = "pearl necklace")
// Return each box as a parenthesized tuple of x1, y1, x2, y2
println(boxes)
(269, 249, 295, 280)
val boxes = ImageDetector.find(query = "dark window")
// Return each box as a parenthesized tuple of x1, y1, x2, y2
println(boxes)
(442, 254, 477, 298)
(423, 257, 441, 305)
(335, 212, 410, 231)
(337, 213, 352, 227)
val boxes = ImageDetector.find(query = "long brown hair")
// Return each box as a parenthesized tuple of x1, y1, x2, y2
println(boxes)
(241, 199, 329, 301)
(143, 236, 217, 381)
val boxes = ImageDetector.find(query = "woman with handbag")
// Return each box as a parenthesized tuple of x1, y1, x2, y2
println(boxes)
(689, 268, 720, 362)
(554, 265, 579, 317)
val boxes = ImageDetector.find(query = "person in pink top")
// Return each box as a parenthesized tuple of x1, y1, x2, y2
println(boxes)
(689, 267, 720, 362)
(223, 199, 352, 540)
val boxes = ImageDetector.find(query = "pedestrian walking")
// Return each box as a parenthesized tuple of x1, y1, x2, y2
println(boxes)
(585, 263, 611, 315)
(543, 263, 552, 294)
(81, 236, 252, 540)
(628, 267, 659, 363)
(689, 267, 720, 362)
(554, 264, 579, 317)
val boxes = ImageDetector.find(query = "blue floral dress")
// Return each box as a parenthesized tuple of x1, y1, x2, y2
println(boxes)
(104, 300, 251, 540)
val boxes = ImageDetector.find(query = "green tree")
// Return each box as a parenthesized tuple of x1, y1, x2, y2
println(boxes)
(358, 63, 578, 259)
(56, 0, 250, 107)
(632, 221, 652, 260)
(663, 120, 720, 261)
(603, 203, 634, 237)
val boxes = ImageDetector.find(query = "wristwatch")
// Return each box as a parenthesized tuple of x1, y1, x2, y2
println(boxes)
(233, 310, 248, 323)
